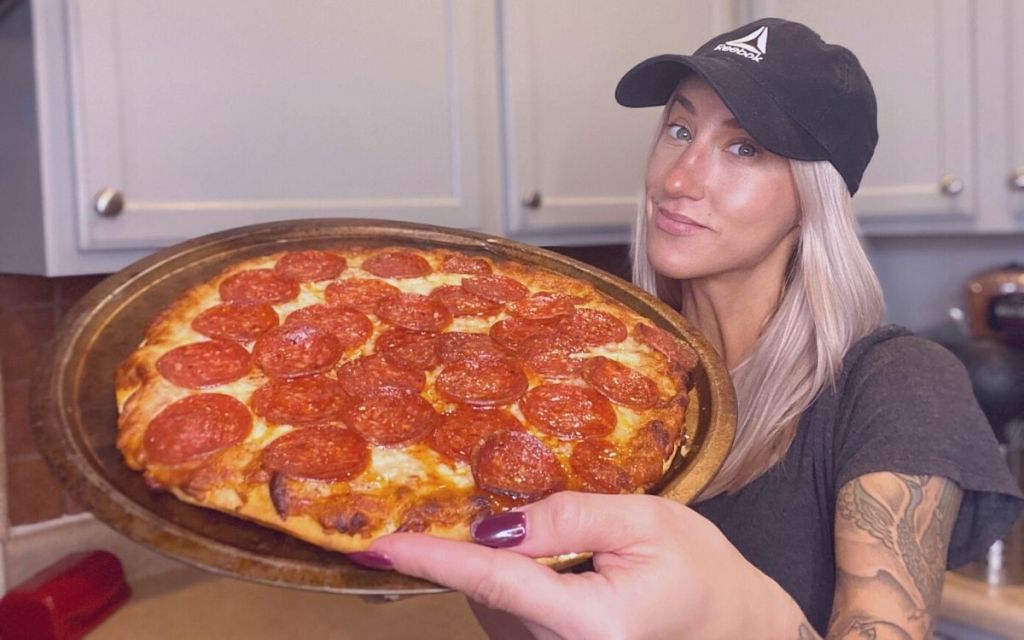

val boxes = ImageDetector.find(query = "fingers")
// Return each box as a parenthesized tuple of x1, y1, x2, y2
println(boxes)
(499, 491, 674, 559)
(368, 531, 575, 626)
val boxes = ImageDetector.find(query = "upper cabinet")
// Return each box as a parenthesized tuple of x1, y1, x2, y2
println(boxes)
(70, 0, 502, 251)
(499, 0, 734, 245)
(742, 0, 1024, 235)
(4, 0, 504, 275)
(3, 1, 1021, 276)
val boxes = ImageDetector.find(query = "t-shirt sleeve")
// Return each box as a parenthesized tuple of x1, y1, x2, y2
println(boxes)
(834, 335, 1023, 567)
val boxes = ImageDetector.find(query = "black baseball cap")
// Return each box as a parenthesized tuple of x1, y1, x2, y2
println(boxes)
(615, 18, 877, 195)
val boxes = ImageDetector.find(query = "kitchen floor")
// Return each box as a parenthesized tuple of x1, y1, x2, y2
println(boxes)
(91, 566, 486, 639)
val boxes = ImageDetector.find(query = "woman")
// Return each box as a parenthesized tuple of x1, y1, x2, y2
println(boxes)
(350, 18, 1023, 638)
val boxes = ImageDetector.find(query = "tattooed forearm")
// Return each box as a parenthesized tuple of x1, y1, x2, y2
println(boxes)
(829, 473, 962, 639)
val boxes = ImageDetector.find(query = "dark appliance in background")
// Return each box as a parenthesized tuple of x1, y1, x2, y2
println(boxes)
(925, 263, 1024, 585)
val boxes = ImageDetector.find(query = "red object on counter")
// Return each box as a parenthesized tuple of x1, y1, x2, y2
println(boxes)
(0, 550, 131, 640)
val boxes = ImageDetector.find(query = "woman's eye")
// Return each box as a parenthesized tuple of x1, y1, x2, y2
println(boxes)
(666, 124, 692, 142)
(728, 142, 758, 157)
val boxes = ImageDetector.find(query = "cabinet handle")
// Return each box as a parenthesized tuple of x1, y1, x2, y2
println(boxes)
(521, 191, 543, 209)
(94, 188, 125, 217)
(1010, 168, 1024, 191)
(939, 174, 964, 197)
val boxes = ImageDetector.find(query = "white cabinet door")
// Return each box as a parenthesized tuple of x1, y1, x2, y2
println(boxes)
(68, 0, 501, 251)
(501, 0, 733, 244)
(1008, 1, 1024, 223)
(741, 0, 974, 230)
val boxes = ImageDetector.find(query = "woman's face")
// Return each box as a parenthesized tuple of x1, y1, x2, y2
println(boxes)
(644, 75, 800, 284)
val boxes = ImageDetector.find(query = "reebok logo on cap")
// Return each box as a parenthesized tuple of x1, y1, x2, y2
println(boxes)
(714, 25, 768, 62)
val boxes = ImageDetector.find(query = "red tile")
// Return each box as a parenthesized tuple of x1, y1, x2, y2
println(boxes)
(0, 307, 56, 382)
(3, 379, 37, 457)
(7, 456, 64, 524)
(0, 274, 55, 308)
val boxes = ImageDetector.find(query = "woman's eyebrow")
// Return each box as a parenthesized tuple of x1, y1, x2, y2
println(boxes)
(670, 95, 745, 132)
(670, 94, 696, 114)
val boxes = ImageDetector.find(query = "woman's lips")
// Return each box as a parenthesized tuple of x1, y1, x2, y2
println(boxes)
(654, 207, 708, 237)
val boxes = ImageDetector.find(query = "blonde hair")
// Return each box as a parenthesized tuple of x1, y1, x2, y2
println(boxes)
(632, 159, 884, 499)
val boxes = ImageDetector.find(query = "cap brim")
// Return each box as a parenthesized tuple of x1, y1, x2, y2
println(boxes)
(615, 54, 828, 162)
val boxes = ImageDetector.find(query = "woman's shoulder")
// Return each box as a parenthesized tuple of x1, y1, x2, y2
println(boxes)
(841, 324, 968, 390)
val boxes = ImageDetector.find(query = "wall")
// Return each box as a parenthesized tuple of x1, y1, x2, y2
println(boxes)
(865, 234, 1024, 331)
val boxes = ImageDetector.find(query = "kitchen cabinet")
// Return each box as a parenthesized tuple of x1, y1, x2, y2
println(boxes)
(2, 0, 504, 275)
(741, 0, 1024, 235)
(499, 0, 734, 245)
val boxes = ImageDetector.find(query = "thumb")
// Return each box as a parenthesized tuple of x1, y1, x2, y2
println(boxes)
(500, 491, 671, 559)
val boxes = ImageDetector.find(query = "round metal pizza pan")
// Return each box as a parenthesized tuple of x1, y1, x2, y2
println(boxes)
(32, 218, 736, 595)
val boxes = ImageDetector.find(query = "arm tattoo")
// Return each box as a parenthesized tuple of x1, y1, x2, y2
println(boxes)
(830, 473, 962, 639)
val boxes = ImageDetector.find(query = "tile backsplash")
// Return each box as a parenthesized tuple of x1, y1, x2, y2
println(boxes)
(0, 273, 108, 525)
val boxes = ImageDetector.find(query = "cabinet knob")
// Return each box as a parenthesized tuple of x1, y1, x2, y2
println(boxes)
(939, 174, 964, 197)
(1010, 168, 1024, 192)
(94, 188, 125, 217)
(521, 191, 543, 209)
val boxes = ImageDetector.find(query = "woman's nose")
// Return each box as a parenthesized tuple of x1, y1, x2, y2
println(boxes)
(662, 146, 708, 200)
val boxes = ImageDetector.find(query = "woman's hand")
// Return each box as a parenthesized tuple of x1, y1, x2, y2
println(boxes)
(352, 491, 803, 640)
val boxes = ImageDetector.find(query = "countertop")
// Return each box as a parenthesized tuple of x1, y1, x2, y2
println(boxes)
(941, 572, 1024, 638)
(88, 567, 1021, 639)
(90, 567, 486, 640)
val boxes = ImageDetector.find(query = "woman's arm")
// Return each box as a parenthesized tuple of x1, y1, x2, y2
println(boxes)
(824, 472, 963, 638)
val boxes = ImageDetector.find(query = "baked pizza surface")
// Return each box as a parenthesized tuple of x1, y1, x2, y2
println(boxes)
(115, 247, 698, 553)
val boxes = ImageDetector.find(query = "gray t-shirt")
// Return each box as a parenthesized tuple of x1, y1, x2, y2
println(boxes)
(694, 325, 1024, 634)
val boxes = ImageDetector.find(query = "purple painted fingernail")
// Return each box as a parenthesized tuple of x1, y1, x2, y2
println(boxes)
(348, 551, 394, 571)
(472, 511, 527, 548)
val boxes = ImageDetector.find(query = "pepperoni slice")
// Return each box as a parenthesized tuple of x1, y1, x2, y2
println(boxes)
(436, 332, 511, 364)
(361, 250, 432, 279)
(471, 431, 567, 501)
(336, 354, 425, 398)
(429, 406, 522, 462)
(634, 323, 700, 374)
(192, 302, 279, 343)
(521, 384, 616, 440)
(375, 329, 441, 371)
(557, 308, 627, 346)
(441, 254, 493, 275)
(376, 292, 452, 332)
(219, 269, 299, 304)
(570, 438, 633, 494)
(507, 292, 578, 322)
(325, 278, 400, 314)
(436, 358, 528, 407)
(522, 334, 586, 378)
(250, 376, 350, 425)
(144, 394, 252, 465)
(284, 304, 372, 350)
(345, 388, 440, 447)
(253, 324, 343, 379)
(462, 275, 529, 303)
(274, 250, 347, 282)
(582, 356, 659, 409)
(428, 285, 503, 317)
(490, 317, 559, 353)
(262, 426, 369, 481)
(155, 340, 251, 388)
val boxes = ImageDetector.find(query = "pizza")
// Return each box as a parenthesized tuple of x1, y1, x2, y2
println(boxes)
(114, 246, 699, 553)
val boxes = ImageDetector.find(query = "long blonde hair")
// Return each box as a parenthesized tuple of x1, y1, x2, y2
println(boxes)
(632, 159, 884, 499)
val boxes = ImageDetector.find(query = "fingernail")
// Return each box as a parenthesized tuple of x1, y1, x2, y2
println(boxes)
(472, 511, 526, 548)
(348, 551, 394, 571)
